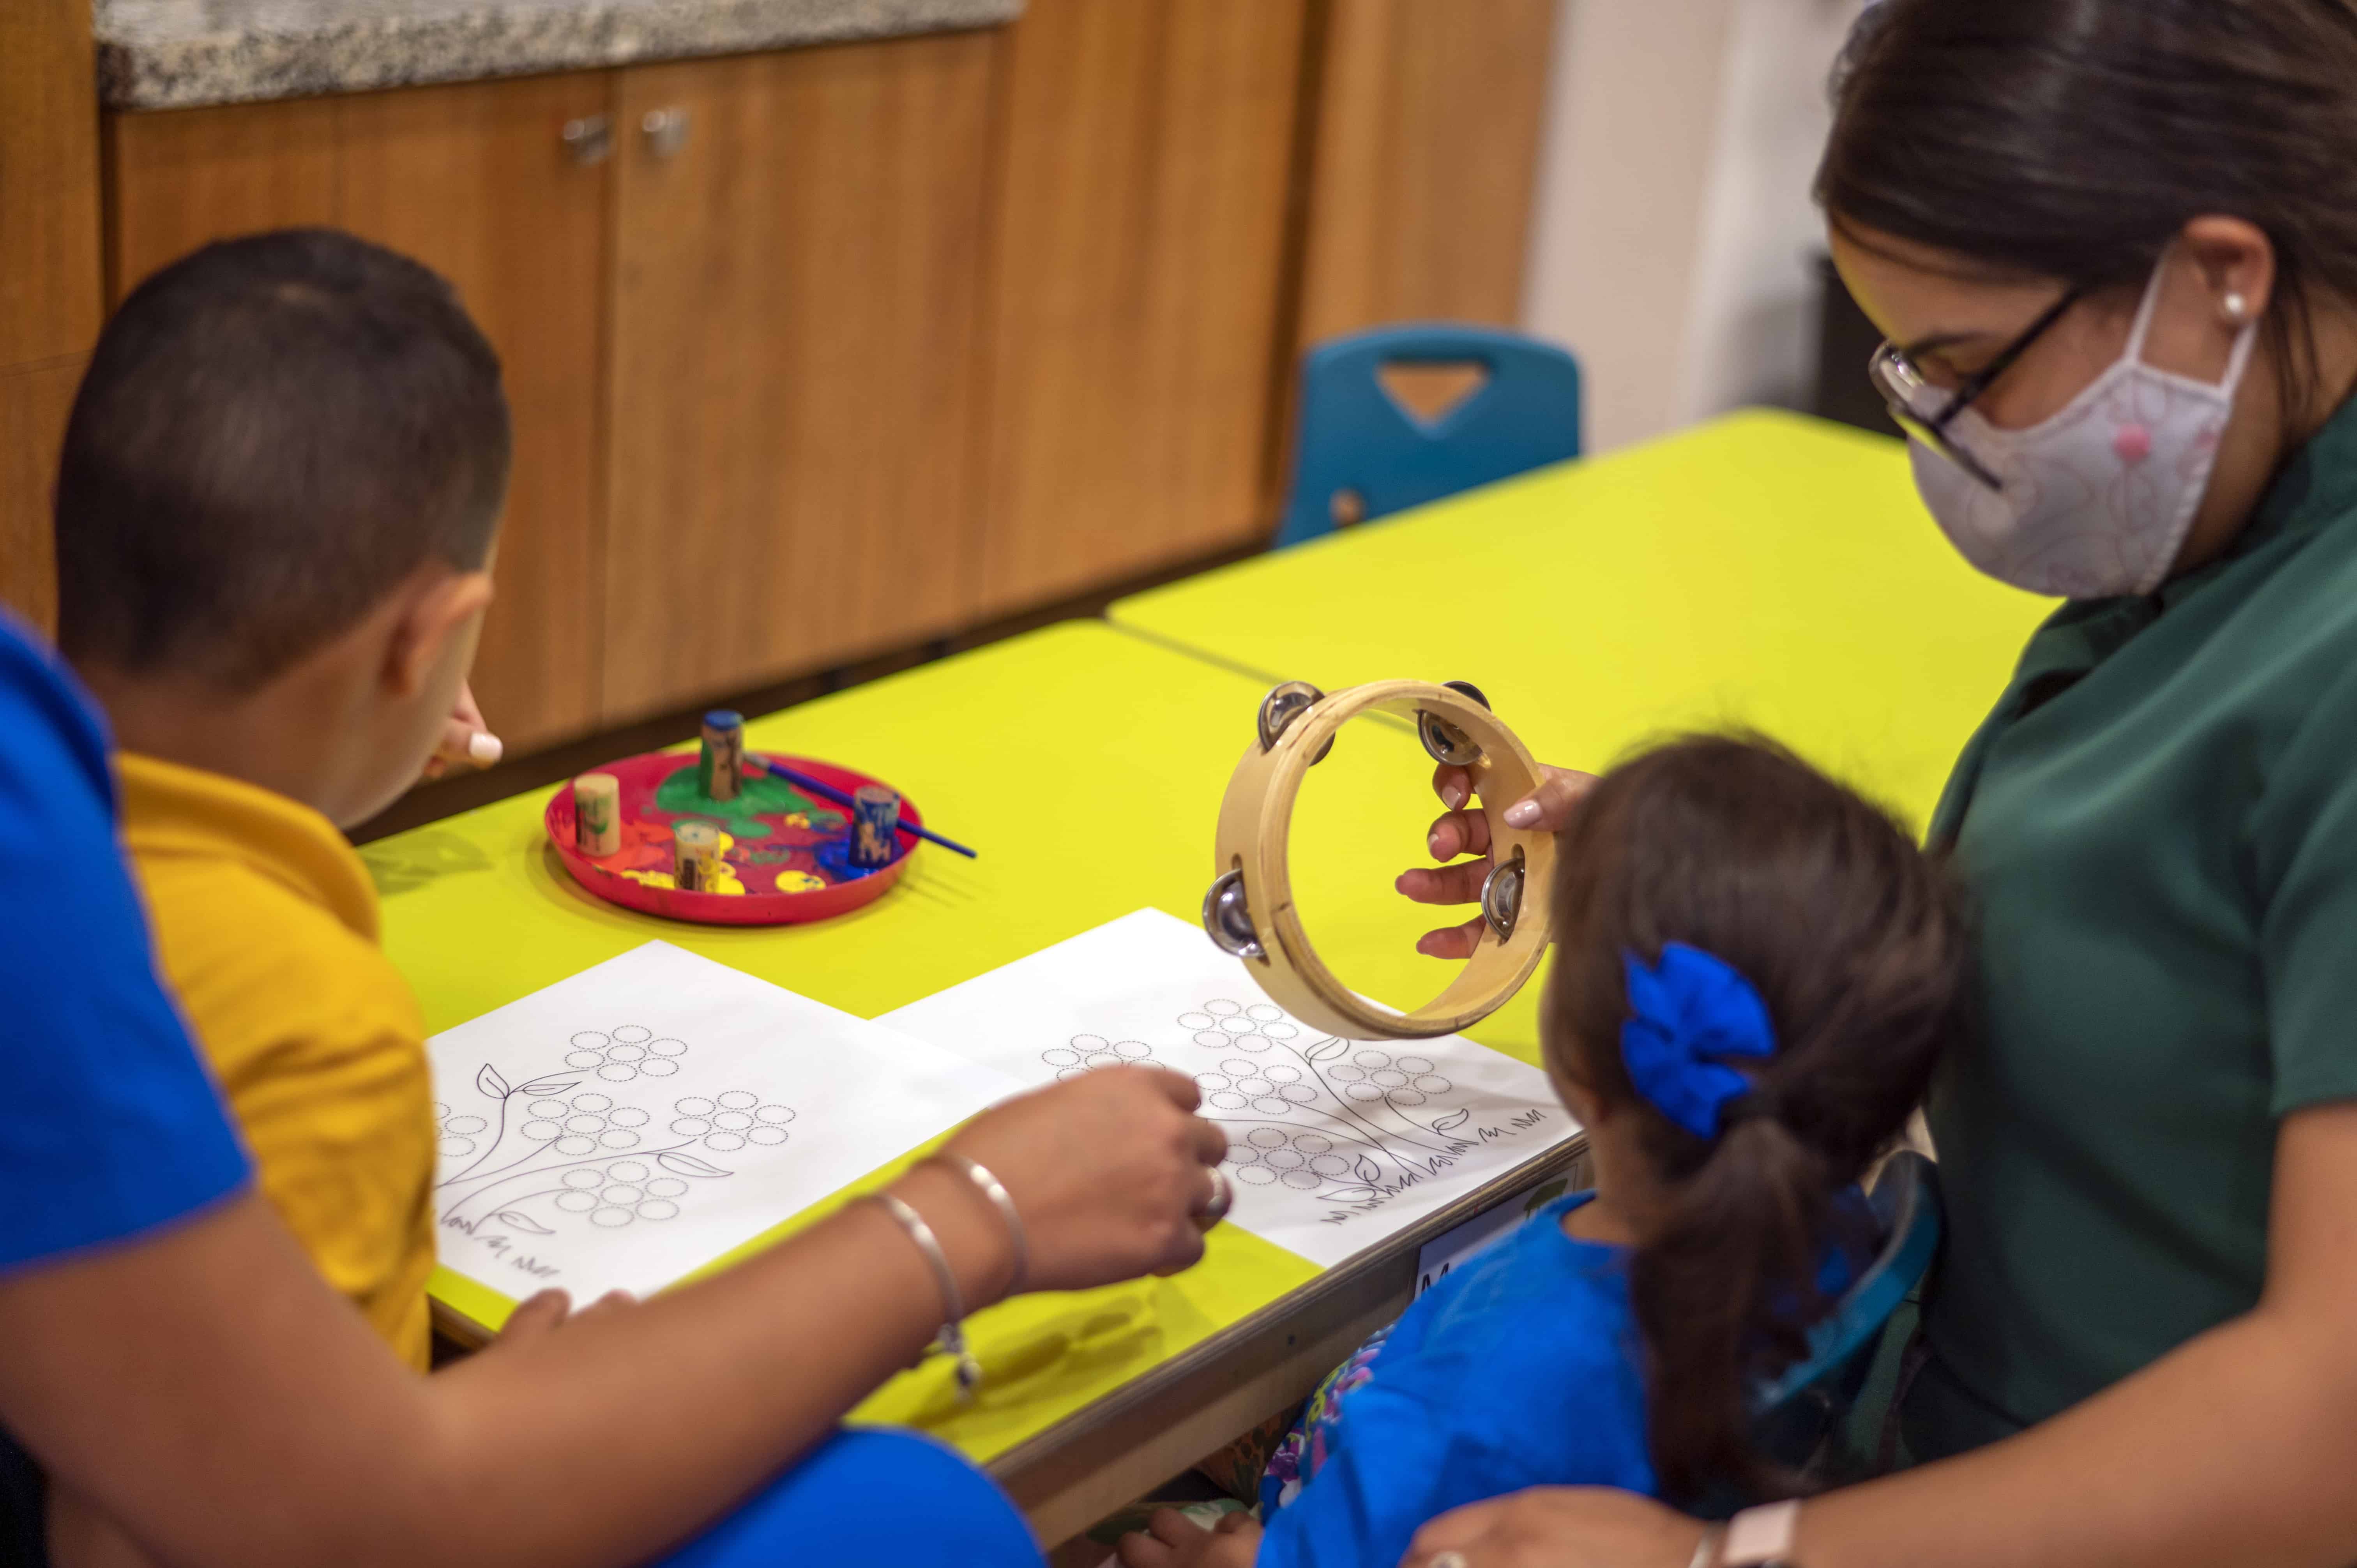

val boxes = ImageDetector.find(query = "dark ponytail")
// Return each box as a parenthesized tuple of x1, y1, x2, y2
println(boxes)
(1544, 736, 1972, 1505)
(1817, 0, 2357, 420)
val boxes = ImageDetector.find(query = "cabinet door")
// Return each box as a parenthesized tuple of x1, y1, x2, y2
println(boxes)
(602, 34, 997, 724)
(972, 0, 1311, 618)
(337, 76, 613, 752)
(106, 76, 610, 752)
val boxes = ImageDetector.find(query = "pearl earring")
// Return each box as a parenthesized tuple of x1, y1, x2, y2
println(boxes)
(2224, 292, 2250, 323)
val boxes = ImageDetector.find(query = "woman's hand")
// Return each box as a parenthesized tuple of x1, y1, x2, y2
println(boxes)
(1117, 1506, 1263, 1568)
(935, 1066, 1229, 1296)
(420, 680, 502, 780)
(1397, 762, 1594, 959)
(1401, 1489, 1707, 1568)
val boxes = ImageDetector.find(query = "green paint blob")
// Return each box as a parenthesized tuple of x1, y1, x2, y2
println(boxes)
(652, 764, 818, 838)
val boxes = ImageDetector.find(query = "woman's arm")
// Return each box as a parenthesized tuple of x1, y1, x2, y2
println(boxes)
(1401, 1100, 2357, 1568)
(0, 1066, 1226, 1568)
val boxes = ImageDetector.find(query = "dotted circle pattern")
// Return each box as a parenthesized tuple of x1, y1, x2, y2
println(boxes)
(671, 1091, 794, 1152)
(1041, 1036, 1157, 1082)
(559, 1024, 689, 1084)
(560, 1158, 695, 1229)
(519, 1091, 647, 1155)
(1224, 1125, 1364, 1192)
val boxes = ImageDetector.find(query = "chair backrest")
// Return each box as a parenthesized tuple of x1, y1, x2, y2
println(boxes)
(1274, 322, 1583, 549)
(1748, 1150, 1942, 1466)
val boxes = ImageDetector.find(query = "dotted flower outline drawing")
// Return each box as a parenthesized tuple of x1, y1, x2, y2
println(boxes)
(436, 1023, 795, 1239)
(1037, 998, 1477, 1210)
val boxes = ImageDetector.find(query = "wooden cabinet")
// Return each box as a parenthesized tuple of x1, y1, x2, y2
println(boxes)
(92, 0, 1554, 752)
(601, 34, 997, 722)
(107, 76, 610, 752)
(0, 0, 106, 632)
(970, 0, 1311, 618)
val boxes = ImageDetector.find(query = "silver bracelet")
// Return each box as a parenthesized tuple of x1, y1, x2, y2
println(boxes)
(935, 1153, 1029, 1294)
(873, 1192, 983, 1398)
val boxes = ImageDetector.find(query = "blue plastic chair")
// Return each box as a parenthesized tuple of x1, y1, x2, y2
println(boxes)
(1274, 322, 1584, 549)
(1749, 1150, 1942, 1473)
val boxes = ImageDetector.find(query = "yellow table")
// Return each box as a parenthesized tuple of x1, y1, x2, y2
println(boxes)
(1111, 410, 2057, 1054)
(370, 620, 1578, 1541)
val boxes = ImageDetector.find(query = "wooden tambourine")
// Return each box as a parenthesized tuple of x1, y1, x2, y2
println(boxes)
(1205, 678, 1556, 1040)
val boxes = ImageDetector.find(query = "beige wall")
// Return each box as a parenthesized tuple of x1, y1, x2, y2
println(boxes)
(1521, 0, 1865, 454)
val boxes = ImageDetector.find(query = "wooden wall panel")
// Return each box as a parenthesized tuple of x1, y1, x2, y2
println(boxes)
(0, 362, 85, 634)
(601, 34, 997, 722)
(0, 0, 104, 367)
(105, 78, 611, 750)
(1293, 0, 1557, 343)
(972, 0, 1312, 618)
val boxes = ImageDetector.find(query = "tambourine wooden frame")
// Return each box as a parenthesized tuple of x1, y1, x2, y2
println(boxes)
(1212, 680, 1556, 1040)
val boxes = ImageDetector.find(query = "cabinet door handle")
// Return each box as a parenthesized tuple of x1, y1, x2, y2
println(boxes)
(641, 108, 691, 159)
(561, 113, 612, 165)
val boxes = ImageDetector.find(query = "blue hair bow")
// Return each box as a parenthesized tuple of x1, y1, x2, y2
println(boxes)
(1618, 943, 1777, 1139)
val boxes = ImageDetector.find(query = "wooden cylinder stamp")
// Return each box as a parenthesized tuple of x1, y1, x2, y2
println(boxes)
(1206, 679, 1556, 1040)
(673, 819, 722, 891)
(699, 710, 746, 803)
(849, 785, 901, 869)
(573, 772, 621, 857)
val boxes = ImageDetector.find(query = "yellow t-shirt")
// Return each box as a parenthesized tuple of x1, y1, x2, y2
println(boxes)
(118, 753, 436, 1369)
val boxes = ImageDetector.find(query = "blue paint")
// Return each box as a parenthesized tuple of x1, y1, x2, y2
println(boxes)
(813, 833, 899, 883)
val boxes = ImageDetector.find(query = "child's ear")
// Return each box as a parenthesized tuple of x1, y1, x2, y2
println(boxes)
(382, 568, 495, 699)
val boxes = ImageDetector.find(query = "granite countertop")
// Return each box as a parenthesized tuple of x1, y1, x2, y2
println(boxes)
(94, 0, 1024, 110)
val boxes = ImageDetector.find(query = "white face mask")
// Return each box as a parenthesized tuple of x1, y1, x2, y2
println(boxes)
(1909, 262, 2258, 600)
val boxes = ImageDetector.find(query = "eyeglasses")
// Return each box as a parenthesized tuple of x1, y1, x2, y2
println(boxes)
(1868, 284, 2088, 491)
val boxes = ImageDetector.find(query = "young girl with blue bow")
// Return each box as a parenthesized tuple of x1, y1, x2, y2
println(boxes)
(1119, 734, 1974, 1568)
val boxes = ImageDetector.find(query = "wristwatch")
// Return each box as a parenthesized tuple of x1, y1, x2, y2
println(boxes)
(1719, 1500, 1801, 1567)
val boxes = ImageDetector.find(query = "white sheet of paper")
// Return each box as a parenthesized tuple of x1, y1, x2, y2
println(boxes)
(877, 908, 1578, 1268)
(428, 941, 1019, 1302)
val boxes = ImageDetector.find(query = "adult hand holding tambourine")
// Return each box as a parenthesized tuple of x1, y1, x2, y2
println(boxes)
(1404, 745, 1594, 962)
(1204, 679, 1588, 1038)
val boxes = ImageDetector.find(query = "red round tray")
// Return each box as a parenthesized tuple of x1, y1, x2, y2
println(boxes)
(544, 750, 922, 926)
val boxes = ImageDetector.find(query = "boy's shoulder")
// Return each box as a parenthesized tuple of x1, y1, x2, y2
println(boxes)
(117, 753, 421, 1071)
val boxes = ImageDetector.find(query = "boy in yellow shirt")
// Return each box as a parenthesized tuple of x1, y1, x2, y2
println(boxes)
(54, 229, 511, 1368)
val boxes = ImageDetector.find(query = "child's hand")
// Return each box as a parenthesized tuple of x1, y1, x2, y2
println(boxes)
(422, 681, 502, 780)
(1116, 1507, 1262, 1568)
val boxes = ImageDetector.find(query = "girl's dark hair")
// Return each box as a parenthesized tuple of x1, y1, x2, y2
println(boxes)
(1816, 0, 2357, 418)
(1543, 736, 1972, 1505)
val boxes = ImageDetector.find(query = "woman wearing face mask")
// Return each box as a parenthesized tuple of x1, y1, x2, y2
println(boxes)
(1390, 3, 2357, 1564)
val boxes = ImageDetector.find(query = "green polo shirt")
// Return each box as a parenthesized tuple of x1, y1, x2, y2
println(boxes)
(1903, 397, 2357, 1460)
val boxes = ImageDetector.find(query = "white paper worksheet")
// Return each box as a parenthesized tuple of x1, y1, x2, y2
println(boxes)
(428, 941, 1020, 1303)
(878, 908, 1578, 1268)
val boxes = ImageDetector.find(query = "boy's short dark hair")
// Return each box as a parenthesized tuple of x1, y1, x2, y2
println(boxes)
(55, 228, 511, 690)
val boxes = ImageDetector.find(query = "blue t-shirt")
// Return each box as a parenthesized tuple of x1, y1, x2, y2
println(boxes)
(0, 614, 249, 1271)
(1256, 1194, 1656, 1568)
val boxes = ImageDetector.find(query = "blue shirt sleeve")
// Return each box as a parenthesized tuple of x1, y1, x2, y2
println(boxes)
(1256, 1201, 1657, 1568)
(0, 615, 248, 1271)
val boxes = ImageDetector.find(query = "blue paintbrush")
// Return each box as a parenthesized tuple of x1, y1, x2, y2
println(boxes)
(747, 757, 980, 859)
